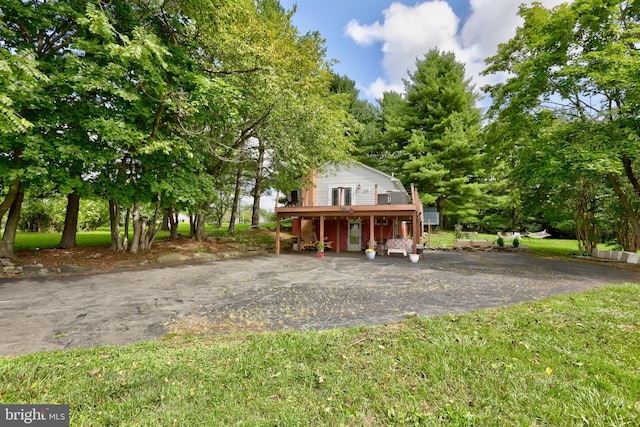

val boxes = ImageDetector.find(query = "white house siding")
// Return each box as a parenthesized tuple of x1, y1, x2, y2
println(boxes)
(315, 164, 406, 207)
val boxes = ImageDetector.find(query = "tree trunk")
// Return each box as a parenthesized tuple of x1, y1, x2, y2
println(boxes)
(190, 214, 196, 237)
(574, 188, 597, 256)
(59, 192, 80, 249)
(139, 199, 161, 251)
(622, 154, 640, 198)
(169, 214, 179, 240)
(251, 138, 266, 227)
(0, 190, 25, 259)
(613, 211, 639, 253)
(130, 201, 142, 254)
(607, 173, 640, 251)
(191, 214, 199, 240)
(109, 199, 123, 251)
(161, 215, 170, 231)
(228, 164, 243, 233)
(131, 199, 161, 253)
(193, 202, 208, 241)
(195, 216, 206, 241)
(123, 207, 130, 251)
(167, 206, 179, 240)
(0, 179, 21, 221)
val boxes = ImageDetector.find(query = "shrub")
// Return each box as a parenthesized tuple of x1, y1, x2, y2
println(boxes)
(513, 237, 520, 248)
(496, 237, 505, 247)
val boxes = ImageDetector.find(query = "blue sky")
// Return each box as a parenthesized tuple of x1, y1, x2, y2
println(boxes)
(279, 0, 567, 103)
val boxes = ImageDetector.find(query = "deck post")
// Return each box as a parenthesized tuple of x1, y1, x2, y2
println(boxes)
(369, 215, 375, 250)
(275, 215, 281, 254)
(412, 211, 419, 254)
(297, 216, 302, 252)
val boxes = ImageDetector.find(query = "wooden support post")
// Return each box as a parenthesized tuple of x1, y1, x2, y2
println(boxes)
(369, 215, 375, 250)
(275, 215, 281, 255)
(411, 212, 422, 254)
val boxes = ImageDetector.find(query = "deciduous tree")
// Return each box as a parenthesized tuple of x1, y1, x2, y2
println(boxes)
(483, 0, 640, 250)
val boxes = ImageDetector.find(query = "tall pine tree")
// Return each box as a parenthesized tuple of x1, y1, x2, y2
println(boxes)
(385, 49, 482, 228)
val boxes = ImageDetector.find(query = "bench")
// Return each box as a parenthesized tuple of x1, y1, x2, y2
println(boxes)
(386, 238, 413, 256)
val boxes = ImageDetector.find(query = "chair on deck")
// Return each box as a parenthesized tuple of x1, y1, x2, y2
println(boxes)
(301, 241, 318, 251)
(322, 238, 334, 250)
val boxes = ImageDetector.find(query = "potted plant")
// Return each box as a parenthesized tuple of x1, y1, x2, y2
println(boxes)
(316, 242, 325, 258)
(365, 248, 376, 260)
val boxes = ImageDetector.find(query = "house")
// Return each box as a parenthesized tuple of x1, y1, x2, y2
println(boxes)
(274, 163, 424, 255)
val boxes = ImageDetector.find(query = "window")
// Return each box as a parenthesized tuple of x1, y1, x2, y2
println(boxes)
(331, 187, 352, 206)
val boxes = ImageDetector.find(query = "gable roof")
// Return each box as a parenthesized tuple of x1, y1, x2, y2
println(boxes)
(321, 162, 408, 194)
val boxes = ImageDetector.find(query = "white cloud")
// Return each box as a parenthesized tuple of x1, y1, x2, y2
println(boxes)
(345, 0, 461, 99)
(361, 77, 404, 100)
(345, 0, 570, 102)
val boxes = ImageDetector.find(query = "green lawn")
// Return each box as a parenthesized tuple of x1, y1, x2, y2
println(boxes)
(1, 283, 638, 425)
(14, 226, 615, 259)
(423, 230, 621, 258)
(13, 223, 248, 250)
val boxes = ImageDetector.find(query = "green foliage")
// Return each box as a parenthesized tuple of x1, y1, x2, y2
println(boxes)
(1, 283, 638, 425)
(18, 198, 60, 232)
(512, 237, 520, 248)
(373, 49, 484, 228)
(0, 49, 46, 135)
(77, 199, 111, 230)
(496, 236, 505, 247)
(0, 0, 354, 255)
(483, 0, 640, 251)
(18, 197, 112, 232)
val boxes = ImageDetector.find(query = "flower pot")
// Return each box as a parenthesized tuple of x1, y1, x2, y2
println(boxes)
(317, 252, 324, 258)
(365, 251, 376, 260)
(408, 253, 420, 263)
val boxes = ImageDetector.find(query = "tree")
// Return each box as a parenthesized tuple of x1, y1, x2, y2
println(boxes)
(0, 0, 85, 258)
(483, 0, 640, 251)
(330, 73, 382, 169)
(380, 49, 483, 228)
(1, 0, 356, 259)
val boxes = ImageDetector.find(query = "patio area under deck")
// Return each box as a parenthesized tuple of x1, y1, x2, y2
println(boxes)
(275, 202, 424, 256)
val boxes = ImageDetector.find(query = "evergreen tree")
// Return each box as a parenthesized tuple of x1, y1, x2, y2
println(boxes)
(384, 49, 483, 228)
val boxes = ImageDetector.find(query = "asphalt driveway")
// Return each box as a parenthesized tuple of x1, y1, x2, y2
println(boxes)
(1, 251, 638, 356)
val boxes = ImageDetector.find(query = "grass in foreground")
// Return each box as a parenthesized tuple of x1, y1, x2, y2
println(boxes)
(1, 283, 638, 425)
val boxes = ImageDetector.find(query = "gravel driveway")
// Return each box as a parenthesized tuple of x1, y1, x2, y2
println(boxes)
(1, 251, 638, 356)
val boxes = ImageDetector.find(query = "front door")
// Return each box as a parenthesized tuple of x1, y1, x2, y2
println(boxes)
(348, 220, 361, 251)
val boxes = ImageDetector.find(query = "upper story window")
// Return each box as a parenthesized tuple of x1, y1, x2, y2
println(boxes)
(331, 187, 352, 206)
